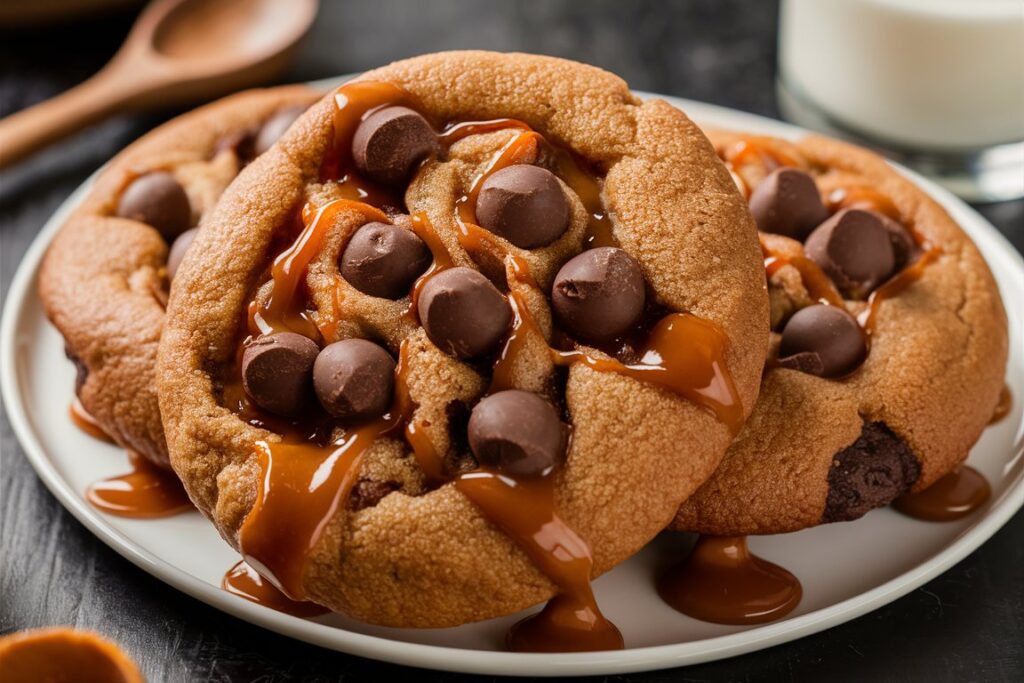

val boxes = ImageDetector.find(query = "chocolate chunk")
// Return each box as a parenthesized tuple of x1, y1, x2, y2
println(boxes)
(551, 247, 645, 343)
(476, 165, 570, 248)
(313, 339, 396, 421)
(241, 332, 319, 417)
(253, 105, 307, 157)
(167, 227, 198, 282)
(116, 171, 192, 240)
(340, 222, 432, 299)
(822, 421, 921, 523)
(417, 267, 512, 359)
(468, 390, 567, 477)
(778, 304, 866, 378)
(748, 168, 828, 239)
(879, 214, 918, 270)
(804, 209, 896, 299)
(351, 106, 438, 185)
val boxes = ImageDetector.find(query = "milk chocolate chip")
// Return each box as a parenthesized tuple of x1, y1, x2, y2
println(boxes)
(253, 105, 307, 156)
(167, 227, 197, 281)
(804, 209, 896, 299)
(351, 106, 438, 185)
(476, 165, 570, 248)
(552, 247, 645, 342)
(822, 421, 920, 523)
(468, 390, 567, 477)
(417, 267, 512, 359)
(313, 339, 395, 421)
(748, 168, 828, 240)
(116, 171, 192, 240)
(879, 214, 918, 270)
(778, 304, 866, 378)
(340, 222, 432, 299)
(241, 332, 319, 416)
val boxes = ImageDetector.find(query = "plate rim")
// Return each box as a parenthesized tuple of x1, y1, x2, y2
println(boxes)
(2, 85, 1022, 677)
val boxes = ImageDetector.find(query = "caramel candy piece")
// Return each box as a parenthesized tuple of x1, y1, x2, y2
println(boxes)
(749, 168, 828, 240)
(313, 339, 396, 422)
(551, 247, 645, 343)
(254, 105, 307, 156)
(476, 165, 570, 248)
(115, 171, 191, 240)
(417, 267, 512, 359)
(804, 209, 896, 299)
(340, 222, 432, 299)
(468, 390, 567, 477)
(778, 304, 866, 378)
(167, 227, 197, 281)
(241, 332, 319, 416)
(351, 106, 438, 185)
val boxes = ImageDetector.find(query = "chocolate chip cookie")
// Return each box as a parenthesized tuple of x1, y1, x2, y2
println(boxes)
(157, 51, 769, 632)
(38, 86, 320, 466)
(672, 131, 1008, 535)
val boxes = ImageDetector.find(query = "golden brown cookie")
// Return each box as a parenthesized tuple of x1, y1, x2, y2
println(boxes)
(157, 51, 769, 631)
(672, 131, 1008, 535)
(39, 86, 320, 467)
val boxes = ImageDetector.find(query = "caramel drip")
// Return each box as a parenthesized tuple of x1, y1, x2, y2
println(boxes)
(722, 137, 802, 170)
(407, 211, 456, 315)
(69, 398, 114, 444)
(490, 289, 534, 395)
(990, 384, 1013, 425)
(439, 118, 532, 144)
(826, 185, 902, 222)
(658, 535, 802, 625)
(760, 240, 844, 308)
(250, 199, 390, 337)
(551, 147, 618, 249)
(0, 628, 143, 683)
(86, 451, 192, 518)
(455, 471, 623, 652)
(893, 466, 991, 522)
(222, 560, 330, 617)
(858, 247, 941, 334)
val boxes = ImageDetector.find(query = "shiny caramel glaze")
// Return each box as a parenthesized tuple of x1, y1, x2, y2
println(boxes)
(658, 535, 802, 625)
(86, 451, 191, 518)
(893, 465, 991, 522)
(223, 560, 330, 617)
(990, 384, 1013, 425)
(858, 247, 942, 334)
(0, 627, 144, 683)
(70, 397, 115, 443)
(760, 239, 844, 308)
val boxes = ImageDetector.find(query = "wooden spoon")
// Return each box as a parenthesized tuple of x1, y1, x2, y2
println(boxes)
(0, 0, 318, 168)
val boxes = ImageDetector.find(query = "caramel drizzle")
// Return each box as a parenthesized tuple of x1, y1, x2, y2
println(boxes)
(857, 246, 941, 334)
(760, 239, 844, 308)
(69, 398, 114, 444)
(223, 560, 330, 617)
(658, 535, 802, 625)
(86, 451, 192, 519)
(892, 465, 991, 522)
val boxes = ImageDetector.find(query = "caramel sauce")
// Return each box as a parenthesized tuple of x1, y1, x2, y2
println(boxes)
(658, 535, 802, 625)
(858, 247, 941, 334)
(0, 627, 143, 683)
(439, 117, 532, 144)
(69, 398, 114, 443)
(990, 384, 1013, 425)
(893, 466, 991, 522)
(722, 137, 802, 171)
(86, 451, 191, 518)
(455, 471, 623, 652)
(406, 211, 456, 315)
(223, 560, 330, 617)
(826, 185, 902, 222)
(761, 240, 844, 308)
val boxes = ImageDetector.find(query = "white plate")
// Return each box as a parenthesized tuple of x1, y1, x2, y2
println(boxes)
(2, 89, 1022, 677)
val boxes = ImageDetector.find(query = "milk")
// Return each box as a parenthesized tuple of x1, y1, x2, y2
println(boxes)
(779, 0, 1024, 151)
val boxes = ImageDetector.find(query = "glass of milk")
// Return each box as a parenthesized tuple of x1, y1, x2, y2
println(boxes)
(777, 0, 1024, 201)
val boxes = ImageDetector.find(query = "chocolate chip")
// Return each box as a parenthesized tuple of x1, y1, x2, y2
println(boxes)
(468, 390, 567, 477)
(778, 304, 866, 378)
(241, 332, 319, 416)
(804, 209, 896, 299)
(879, 214, 918, 270)
(551, 247, 645, 343)
(340, 222, 432, 299)
(167, 227, 197, 282)
(351, 106, 438, 185)
(822, 421, 920, 523)
(476, 165, 570, 248)
(417, 267, 512, 359)
(748, 167, 828, 240)
(313, 339, 396, 421)
(253, 105, 307, 157)
(116, 171, 192, 240)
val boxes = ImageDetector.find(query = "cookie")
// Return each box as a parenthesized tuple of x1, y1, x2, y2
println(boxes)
(672, 131, 1008, 535)
(157, 51, 769, 631)
(38, 86, 321, 467)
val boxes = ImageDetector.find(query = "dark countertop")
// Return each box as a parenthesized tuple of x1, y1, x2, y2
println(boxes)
(1, 2, 1021, 681)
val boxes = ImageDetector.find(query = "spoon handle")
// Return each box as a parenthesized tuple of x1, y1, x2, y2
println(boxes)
(0, 64, 150, 169)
